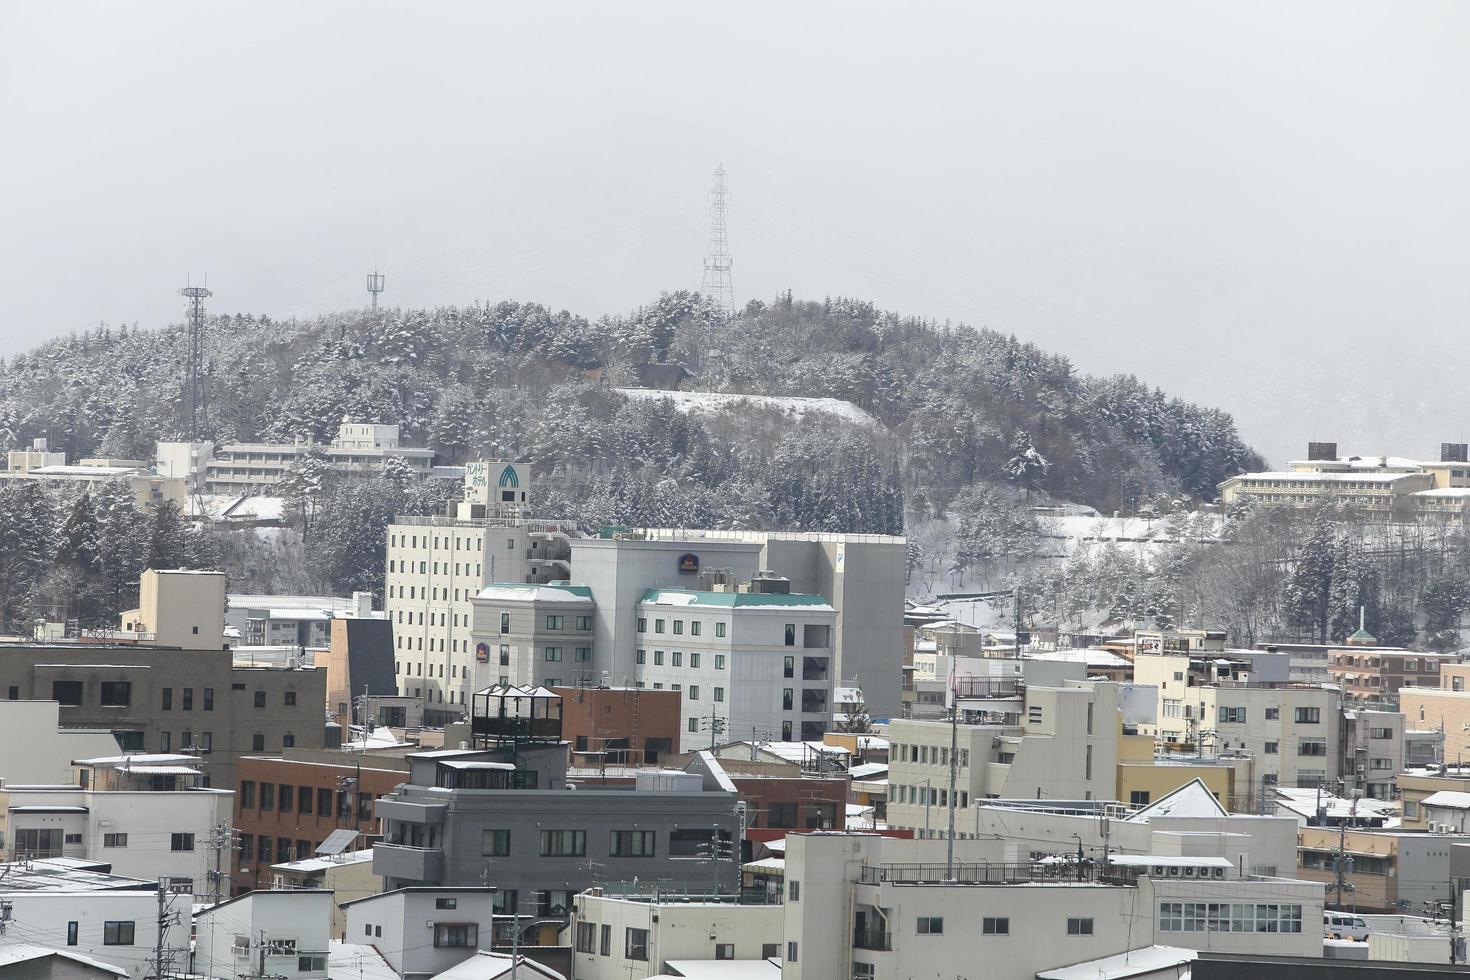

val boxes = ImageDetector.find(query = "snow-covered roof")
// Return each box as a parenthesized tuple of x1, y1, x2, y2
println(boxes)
(742, 857, 786, 874)
(849, 762, 889, 779)
(1125, 778, 1228, 822)
(1232, 471, 1420, 483)
(1422, 790, 1470, 810)
(74, 753, 202, 768)
(653, 962, 780, 980)
(428, 949, 566, 980)
(273, 849, 376, 873)
(475, 583, 594, 603)
(328, 941, 400, 980)
(1029, 649, 1132, 667)
(640, 588, 833, 610)
(1037, 945, 1197, 980)
(614, 386, 879, 429)
(0, 944, 128, 977)
(1106, 855, 1234, 869)
(1413, 488, 1470, 498)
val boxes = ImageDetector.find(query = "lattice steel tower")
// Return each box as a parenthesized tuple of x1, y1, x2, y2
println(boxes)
(700, 164, 735, 316)
(366, 267, 386, 310)
(179, 283, 213, 440)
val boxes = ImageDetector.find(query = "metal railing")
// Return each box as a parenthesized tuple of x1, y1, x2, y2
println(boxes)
(952, 678, 1025, 699)
(852, 927, 892, 950)
(858, 862, 1136, 886)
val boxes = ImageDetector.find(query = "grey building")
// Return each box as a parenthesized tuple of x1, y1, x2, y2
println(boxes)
(0, 643, 326, 792)
(372, 690, 741, 921)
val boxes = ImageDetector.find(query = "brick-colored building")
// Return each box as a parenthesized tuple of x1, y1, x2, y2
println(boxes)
(553, 686, 682, 767)
(1328, 648, 1457, 701)
(1401, 665, 1470, 773)
(233, 751, 407, 894)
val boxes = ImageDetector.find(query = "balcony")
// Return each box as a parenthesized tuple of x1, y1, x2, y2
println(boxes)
(853, 927, 892, 951)
(372, 843, 444, 882)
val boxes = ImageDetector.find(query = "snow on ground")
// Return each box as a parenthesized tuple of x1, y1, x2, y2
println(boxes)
(614, 387, 880, 429)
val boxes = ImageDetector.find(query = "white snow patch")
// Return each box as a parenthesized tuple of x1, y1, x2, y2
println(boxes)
(615, 387, 880, 429)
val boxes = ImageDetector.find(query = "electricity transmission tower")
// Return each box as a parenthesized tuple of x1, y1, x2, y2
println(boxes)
(179, 282, 213, 440)
(700, 164, 735, 316)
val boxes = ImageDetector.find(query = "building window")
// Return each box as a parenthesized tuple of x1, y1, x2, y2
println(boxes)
(103, 833, 128, 847)
(788, 880, 800, 901)
(1218, 706, 1246, 724)
(240, 781, 255, 809)
(672, 652, 682, 667)
(784, 624, 796, 646)
(786, 941, 798, 963)
(673, 620, 684, 635)
(715, 623, 726, 638)
(784, 656, 794, 678)
(610, 830, 656, 857)
(783, 689, 794, 711)
(100, 682, 131, 707)
(714, 942, 734, 959)
(434, 924, 477, 948)
(546, 615, 564, 630)
(298, 956, 326, 972)
(1265, 707, 1279, 720)
(481, 829, 511, 856)
(600, 923, 612, 956)
(917, 917, 943, 935)
(284, 691, 296, 706)
(1295, 707, 1321, 724)
(171, 833, 195, 852)
(654, 619, 666, 634)
(689, 685, 700, 701)
(1067, 918, 1094, 936)
(162, 688, 173, 710)
(252, 733, 265, 751)
(435, 898, 458, 910)
(539, 830, 586, 856)
(575, 922, 597, 954)
(1129, 791, 1150, 807)
(67, 921, 79, 945)
(545, 647, 563, 662)
(637, 649, 646, 664)
(1298, 739, 1327, 756)
(689, 718, 698, 733)
(501, 613, 511, 635)
(103, 921, 136, 946)
(182, 688, 194, 711)
(982, 918, 1009, 935)
(576, 615, 592, 631)
(654, 651, 664, 665)
(1265, 741, 1279, 754)
(715, 655, 725, 670)
(500, 645, 510, 666)
(627, 928, 649, 961)
(637, 618, 647, 633)
(713, 687, 724, 702)
(576, 647, 592, 662)
(254, 690, 266, 708)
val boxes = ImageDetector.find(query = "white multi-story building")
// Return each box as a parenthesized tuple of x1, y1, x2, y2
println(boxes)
(193, 889, 334, 980)
(0, 700, 119, 785)
(385, 472, 905, 726)
(0, 754, 234, 897)
(0, 859, 188, 980)
(781, 832, 1323, 980)
(569, 889, 783, 980)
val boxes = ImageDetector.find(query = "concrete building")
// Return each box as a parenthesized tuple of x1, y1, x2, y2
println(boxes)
(1217, 442, 1470, 519)
(1341, 708, 1406, 800)
(271, 849, 379, 942)
(1296, 829, 1470, 912)
(161, 423, 436, 495)
(569, 888, 783, 980)
(119, 569, 227, 649)
(0, 643, 327, 792)
(555, 685, 682, 768)
(224, 592, 370, 649)
(386, 483, 906, 724)
(781, 832, 1323, 980)
(372, 692, 740, 926)
(1, 753, 233, 897)
(1, 439, 187, 509)
(1330, 648, 1456, 702)
(0, 701, 119, 784)
(193, 889, 334, 980)
(234, 751, 409, 895)
(1399, 765, 1470, 830)
(342, 887, 499, 980)
(0, 860, 187, 980)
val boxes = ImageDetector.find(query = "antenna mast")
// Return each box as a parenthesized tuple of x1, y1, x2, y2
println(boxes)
(179, 283, 213, 441)
(700, 164, 735, 316)
(366, 267, 386, 311)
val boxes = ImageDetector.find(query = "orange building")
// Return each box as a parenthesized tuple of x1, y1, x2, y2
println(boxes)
(553, 686, 683, 767)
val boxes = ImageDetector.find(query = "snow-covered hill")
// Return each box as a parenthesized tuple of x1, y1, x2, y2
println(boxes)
(614, 387, 880, 429)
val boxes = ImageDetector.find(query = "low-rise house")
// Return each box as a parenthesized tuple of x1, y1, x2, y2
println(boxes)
(271, 849, 380, 941)
(343, 887, 499, 980)
(193, 889, 334, 980)
(1295, 829, 1470, 912)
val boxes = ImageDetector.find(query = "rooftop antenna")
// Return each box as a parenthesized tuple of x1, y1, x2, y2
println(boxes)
(179, 279, 213, 441)
(366, 260, 385, 311)
(700, 164, 734, 317)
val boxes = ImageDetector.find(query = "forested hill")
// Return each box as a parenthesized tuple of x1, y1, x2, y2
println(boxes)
(0, 292, 1262, 526)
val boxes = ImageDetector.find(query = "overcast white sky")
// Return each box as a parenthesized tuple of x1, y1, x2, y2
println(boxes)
(4, 2, 1469, 461)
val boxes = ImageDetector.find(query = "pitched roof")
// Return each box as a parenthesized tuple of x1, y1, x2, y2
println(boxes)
(1124, 777, 1228, 822)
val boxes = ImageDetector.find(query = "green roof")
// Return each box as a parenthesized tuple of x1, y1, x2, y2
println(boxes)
(639, 588, 832, 609)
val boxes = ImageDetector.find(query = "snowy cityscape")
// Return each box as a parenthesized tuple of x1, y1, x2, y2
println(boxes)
(5, 4, 1470, 980)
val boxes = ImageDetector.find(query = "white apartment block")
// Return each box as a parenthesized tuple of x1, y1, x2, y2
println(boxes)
(0, 890, 183, 980)
(569, 889, 784, 980)
(886, 681, 1125, 835)
(0, 754, 234, 896)
(342, 887, 499, 979)
(782, 833, 1323, 980)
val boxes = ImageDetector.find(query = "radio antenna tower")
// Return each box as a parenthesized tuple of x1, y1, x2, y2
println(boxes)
(179, 281, 213, 441)
(700, 164, 735, 316)
(366, 265, 386, 311)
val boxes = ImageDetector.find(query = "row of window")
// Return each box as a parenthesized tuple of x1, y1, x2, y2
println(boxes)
(637, 649, 725, 669)
(389, 559, 486, 579)
(388, 532, 487, 552)
(476, 827, 730, 859)
(575, 922, 777, 962)
(1157, 902, 1303, 933)
(892, 743, 972, 768)
(160, 687, 215, 710)
(891, 784, 972, 809)
(387, 581, 480, 600)
(238, 781, 372, 819)
(43, 681, 295, 711)
(636, 617, 714, 638)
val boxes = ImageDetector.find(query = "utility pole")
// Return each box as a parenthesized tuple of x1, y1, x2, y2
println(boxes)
(179, 282, 213, 441)
(704, 709, 726, 749)
(699, 164, 734, 316)
(206, 821, 233, 905)
(150, 880, 174, 980)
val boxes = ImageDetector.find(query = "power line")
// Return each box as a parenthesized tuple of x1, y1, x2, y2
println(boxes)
(700, 164, 734, 317)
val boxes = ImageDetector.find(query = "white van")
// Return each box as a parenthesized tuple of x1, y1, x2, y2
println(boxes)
(1324, 911, 1369, 940)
